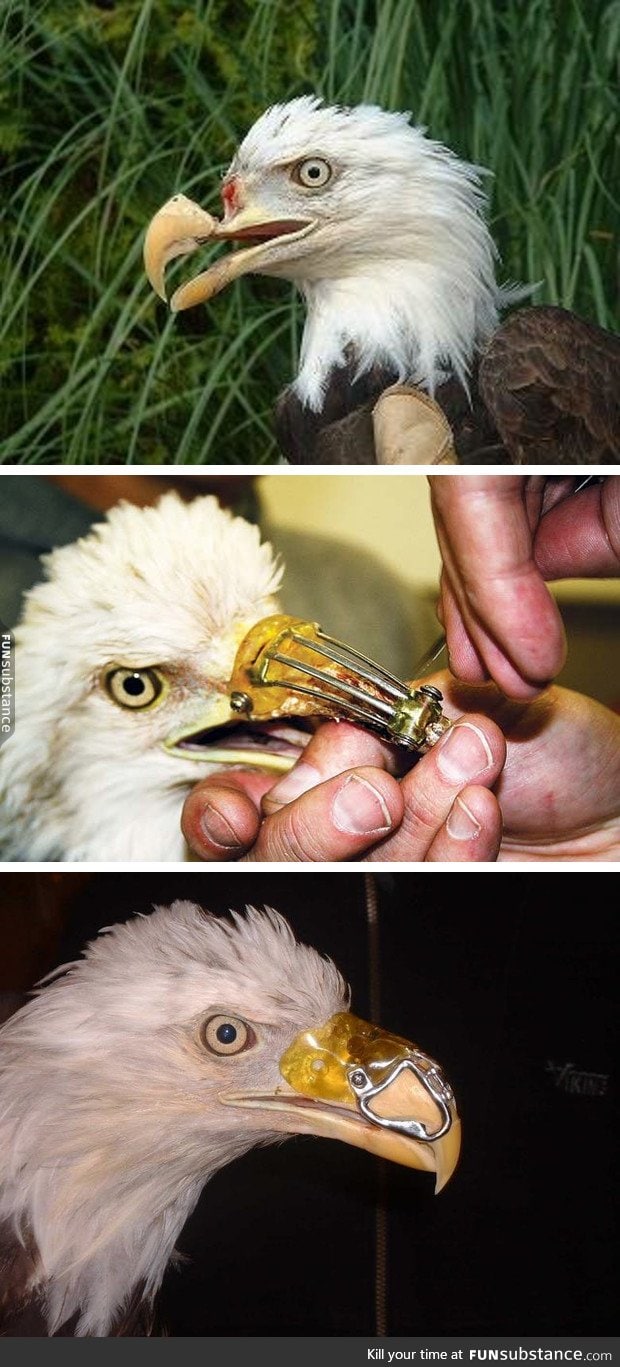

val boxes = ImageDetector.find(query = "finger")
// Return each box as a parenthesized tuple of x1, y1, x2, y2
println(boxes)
(523, 475, 548, 529)
(366, 712, 506, 861)
(429, 475, 566, 690)
(433, 483, 565, 690)
(534, 479, 620, 579)
(243, 767, 405, 862)
(262, 720, 401, 815)
(439, 569, 490, 683)
(425, 785, 503, 861)
(439, 565, 549, 699)
(437, 521, 564, 698)
(181, 771, 272, 860)
(539, 477, 582, 516)
(450, 609, 556, 700)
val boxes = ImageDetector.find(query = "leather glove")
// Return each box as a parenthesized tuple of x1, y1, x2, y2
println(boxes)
(373, 385, 457, 465)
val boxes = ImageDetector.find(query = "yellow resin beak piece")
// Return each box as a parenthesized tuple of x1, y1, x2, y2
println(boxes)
(230, 614, 330, 721)
(279, 1011, 461, 1192)
(229, 614, 452, 752)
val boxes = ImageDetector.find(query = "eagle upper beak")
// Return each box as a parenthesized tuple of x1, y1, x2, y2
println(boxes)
(221, 1011, 461, 1194)
(143, 192, 314, 312)
(162, 620, 312, 775)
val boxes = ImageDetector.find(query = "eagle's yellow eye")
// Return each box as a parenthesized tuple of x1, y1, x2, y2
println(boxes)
(291, 157, 332, 189)
(105, 667, 164, 710)
(201, 1015, 255, 1056)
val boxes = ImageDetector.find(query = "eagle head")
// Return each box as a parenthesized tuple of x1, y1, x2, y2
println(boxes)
(0, 492, 312, 861)
(0, 903, 461, 1335)
(145, 95, 510, 408)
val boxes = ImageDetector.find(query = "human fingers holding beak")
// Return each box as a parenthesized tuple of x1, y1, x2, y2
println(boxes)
(180, 710, 505, 862)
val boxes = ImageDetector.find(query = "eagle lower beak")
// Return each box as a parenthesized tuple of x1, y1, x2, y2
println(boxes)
(163, 692, 305, 775)
(221, 1011, 461, 1193)
(162, 621, 311, 774)
(143, 192, 314, 312)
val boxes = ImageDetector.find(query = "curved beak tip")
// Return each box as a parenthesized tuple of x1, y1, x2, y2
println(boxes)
(142, 238, 167, 301)
(169, 285, 188, 315)
(433, 1117, 462, 1193)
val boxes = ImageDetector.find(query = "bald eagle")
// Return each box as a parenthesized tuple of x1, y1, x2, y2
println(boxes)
(144, 96, 620, 465)
(0, 490, 439, 862)
(0, 902, 460, 1336)
(0, 493, 284, 862)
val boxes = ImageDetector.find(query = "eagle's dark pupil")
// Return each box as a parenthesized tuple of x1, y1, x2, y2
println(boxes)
(217, 1022, 237, 1044)
(124, 674, 146, 696)
(308, 166, 321, 178)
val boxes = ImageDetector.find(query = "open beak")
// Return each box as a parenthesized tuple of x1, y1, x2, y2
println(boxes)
(143, 192, 314, 313)
(221, 1011, 461, 1194)
(162, 621, 313, 774)
(163, 689, 312, 776)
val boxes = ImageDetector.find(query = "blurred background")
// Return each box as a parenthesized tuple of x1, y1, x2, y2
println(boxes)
(0, 0, 618, 465)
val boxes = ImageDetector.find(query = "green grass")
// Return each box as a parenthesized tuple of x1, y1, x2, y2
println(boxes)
(0, 0, 618, 465)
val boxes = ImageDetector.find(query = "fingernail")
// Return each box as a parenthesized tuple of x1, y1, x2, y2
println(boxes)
(263, 762, 321, 812)
(200, 803, 244, 850)
(446, 796, 481, 840)
(436, 722, 493, 783)
(332, 774, 392, 836)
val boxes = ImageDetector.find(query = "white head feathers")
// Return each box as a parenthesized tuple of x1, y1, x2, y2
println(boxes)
(231, 95, 510, 407)
(0, 493, 282, 861)
(0, 903, 348, 1336)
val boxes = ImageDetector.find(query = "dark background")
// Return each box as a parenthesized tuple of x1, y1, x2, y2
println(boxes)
(0, 872, 616, 1335)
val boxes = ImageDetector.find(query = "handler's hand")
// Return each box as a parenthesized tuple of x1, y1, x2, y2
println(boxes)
(439, 674, 620, 860)
(181, 697, 506, 863)
(181, 673, 620, 861)
(429, 476, 620, 699)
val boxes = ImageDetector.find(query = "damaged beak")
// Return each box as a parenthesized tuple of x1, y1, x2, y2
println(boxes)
(221, 1011, 461, 1194)
(143, 192, 313, 312)
(143, 194, 220, 302)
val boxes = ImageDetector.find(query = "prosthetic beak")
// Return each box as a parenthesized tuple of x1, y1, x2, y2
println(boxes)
(228, 614, 451, 753)
(221, 1011, 461, 1193)
(161, 619, 312, 775)
(143, 192, 314, 313)
(163, 613, 451, 772)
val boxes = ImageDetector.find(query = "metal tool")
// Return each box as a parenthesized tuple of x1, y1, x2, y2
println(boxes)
(573, 475, 601, 493)
(228, 615, 452, 753)
(348, 1053, 455, 1142)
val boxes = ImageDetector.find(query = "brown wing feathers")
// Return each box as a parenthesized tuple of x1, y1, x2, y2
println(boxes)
(479, 306, 620, 464)
(275, 306, 619, 465)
